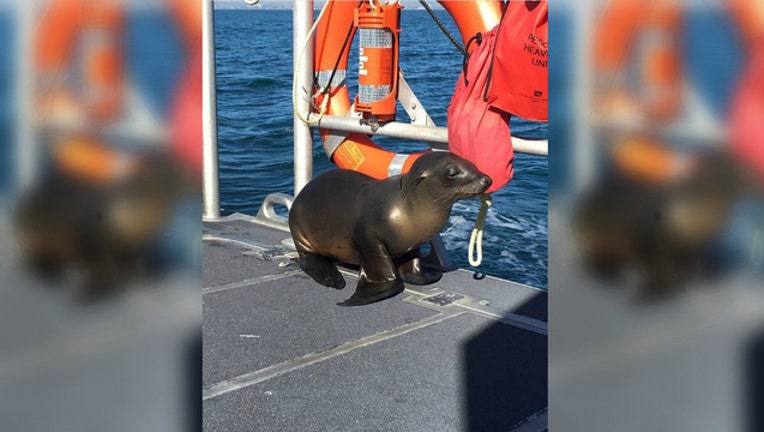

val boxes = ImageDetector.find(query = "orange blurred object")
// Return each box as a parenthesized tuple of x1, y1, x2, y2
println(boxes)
(725, 0, 764, 52)
(54, 136, 137, 184)
(612, 137, 695, 185)
(726, 0, 764, 180)
(167, 0, 203, 175)
(35, 0, 124, 121)
(592, 0, 682, 121)
(165, 0, 203, 50)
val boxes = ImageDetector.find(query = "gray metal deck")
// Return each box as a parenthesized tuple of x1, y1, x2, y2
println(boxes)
(202, 215, 548, 432)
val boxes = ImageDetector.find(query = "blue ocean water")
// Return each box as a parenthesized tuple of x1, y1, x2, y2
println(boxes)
(213, 9, 549, 288)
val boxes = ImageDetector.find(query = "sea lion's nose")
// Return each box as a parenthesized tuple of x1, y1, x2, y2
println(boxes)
(481, 176, 492, 189)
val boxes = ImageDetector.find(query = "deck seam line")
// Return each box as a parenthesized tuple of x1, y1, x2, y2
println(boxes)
(203, 234, 269, 251)
(202, 311, 463, 400)
(454, 303, 548, 335)
(400, 288, 547, 335)
(203, 270, 304, 295)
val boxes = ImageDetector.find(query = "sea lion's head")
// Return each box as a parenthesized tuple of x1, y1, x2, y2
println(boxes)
(408, 152, 492, 203)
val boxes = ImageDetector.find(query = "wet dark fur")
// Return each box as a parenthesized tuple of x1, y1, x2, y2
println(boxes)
(289, 152, 491, 306)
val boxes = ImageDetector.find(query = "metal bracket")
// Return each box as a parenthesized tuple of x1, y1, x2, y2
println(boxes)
(398, 71, 435, 127)
(421, 234, 456, 272)
(255, 193, 294, 232)
(422, 292, 465, 306)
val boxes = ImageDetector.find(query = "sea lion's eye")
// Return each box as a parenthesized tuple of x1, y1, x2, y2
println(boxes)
(446, 165, 462, 179)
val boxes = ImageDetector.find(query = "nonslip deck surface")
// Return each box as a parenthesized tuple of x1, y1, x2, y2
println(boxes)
(202, 215, 548, 432)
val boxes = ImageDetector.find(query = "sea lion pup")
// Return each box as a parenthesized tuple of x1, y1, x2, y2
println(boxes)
(289, 152, 492, 306)
(14, 150, 193, 298)
(573, 150, 756, 299)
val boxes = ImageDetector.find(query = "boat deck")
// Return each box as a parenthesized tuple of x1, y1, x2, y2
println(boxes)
(202, 214, 548, 432)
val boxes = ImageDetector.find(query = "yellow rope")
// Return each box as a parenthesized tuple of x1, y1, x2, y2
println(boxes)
(468, 194, 491, 267)
(292, 0, 331, 126)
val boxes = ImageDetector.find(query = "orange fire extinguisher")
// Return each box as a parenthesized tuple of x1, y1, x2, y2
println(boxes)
(353, 1, 402, 125)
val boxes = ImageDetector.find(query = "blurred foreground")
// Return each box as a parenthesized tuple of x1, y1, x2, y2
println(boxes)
(1, 1, 201, 431)
(551, 0, 764, 431)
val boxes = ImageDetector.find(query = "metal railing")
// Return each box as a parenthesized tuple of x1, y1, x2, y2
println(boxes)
(292, 0, 315, 198)
(203, 0, 221, 220)
(311, 113, 549, 156)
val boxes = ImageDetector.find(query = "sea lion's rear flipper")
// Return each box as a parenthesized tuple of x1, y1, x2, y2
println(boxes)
(299, 253, 346, 289)
(400, 263, 442, 285)
(397, 250, 442, 286)
(339, 243, 404, 306)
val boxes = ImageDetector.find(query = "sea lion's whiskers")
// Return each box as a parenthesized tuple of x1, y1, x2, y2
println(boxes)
(432, 191, 455, 206)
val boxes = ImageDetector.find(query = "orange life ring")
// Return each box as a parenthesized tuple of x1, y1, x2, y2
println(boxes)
(36, 0, 124, 122)
(313, 0, 503, 179)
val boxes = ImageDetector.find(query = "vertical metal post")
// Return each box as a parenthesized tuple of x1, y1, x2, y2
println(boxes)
(202, 0, 221, 220)
(573, 1, 595, 192)
(16, 1, 36, 191)
(293, 0, 314, 196)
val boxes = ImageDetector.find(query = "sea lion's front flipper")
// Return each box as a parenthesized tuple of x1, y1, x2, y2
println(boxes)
(299, 253, 346, 289)
(338, 243, 403, 306)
